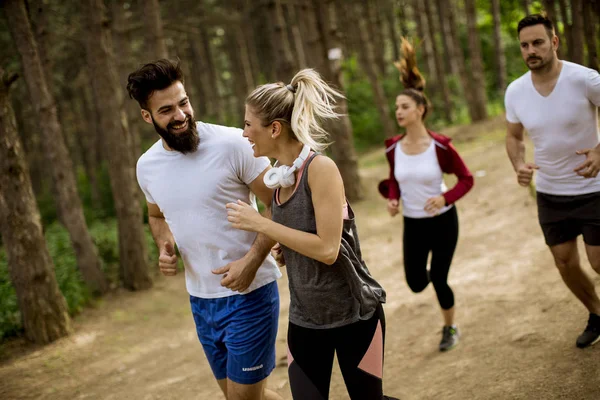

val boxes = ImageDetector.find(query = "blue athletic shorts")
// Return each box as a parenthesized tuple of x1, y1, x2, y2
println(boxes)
(190, 281, 279, 384)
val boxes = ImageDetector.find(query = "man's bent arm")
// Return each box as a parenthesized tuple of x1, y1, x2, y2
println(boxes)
(244, 167, 277, 270)
(148, 201, 175, 251)
(506, 121, 526, 171)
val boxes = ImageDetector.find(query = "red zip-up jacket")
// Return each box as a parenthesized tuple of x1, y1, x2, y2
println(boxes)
(378, 131, 474, 205)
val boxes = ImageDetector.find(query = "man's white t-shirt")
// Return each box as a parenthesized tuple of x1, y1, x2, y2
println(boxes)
(136, 121, 281, 299)
(505, 61, 600, 195)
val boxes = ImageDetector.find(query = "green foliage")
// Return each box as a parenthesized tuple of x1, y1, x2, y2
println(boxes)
(0, 220, 159, 340)
(0, 249, 20, 339)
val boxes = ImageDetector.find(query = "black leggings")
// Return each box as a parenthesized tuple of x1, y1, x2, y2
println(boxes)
(287, 305, 386, 400)
(403, 206, 459, 310)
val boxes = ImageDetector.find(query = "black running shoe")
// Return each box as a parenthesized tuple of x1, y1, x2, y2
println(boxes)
(439, 325, 460, 352)
(383, 397, 400, 400)
(576, 313, 600, 348)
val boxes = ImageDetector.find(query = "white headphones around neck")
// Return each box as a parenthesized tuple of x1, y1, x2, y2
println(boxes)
(263, 145, 311, 189)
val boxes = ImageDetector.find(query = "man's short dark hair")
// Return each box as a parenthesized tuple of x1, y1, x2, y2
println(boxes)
(517, 14, 555, 39)
(127, 59, 184, 110)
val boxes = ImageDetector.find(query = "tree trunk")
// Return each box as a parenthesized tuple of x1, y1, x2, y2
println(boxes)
(79, 85, 103, 208)
(521, 0, 530, 15)
(464, 0, 488, 121)
(0, 68, 72, 344)
(5, 0, 108, 295)
(297, 0, 327, 72)
(203, 28, 227, 123)
(72, 89, 102, 210)
(314, 0, 362, 201)
(570, 0, 585, 65)
(85, 0, 152, 291)
(542, 0, 563, 58)
(435, 0, 456, 75)
(582, 0, 598, 70)
(413, 0, 435, 79)
(491, 0, 508, 97)
(266, 0, 297, 81)
(111, 0, 144, 210)
(447, 0, 477, 121)
(241, 0, 261, 83)
(397, 0, 409, 37)
(424, 0, 452, 122)
(384, 0, 401, 63)
(141, 0, 168, 59)
(365, 0, 387, 77)
(188, 32, 210, 118)
(224, 27, 254, 126)
(558, 0, 574, 61)
(286, 2, 308, 69)
(353, 2, 396, 139)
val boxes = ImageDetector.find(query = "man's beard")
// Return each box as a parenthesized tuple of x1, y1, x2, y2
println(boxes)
(526, 55, 551, 71)
(152, 114, 199, 154)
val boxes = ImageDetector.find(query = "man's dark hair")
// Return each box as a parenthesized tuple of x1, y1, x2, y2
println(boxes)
(127, 59, 184, 110)
(517, 14, 555, 38)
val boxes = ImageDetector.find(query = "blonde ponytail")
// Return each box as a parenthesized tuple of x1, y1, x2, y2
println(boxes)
(246, 69, 343, 151)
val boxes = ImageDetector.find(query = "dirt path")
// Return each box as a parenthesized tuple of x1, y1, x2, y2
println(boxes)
(1, 117, 598, 400)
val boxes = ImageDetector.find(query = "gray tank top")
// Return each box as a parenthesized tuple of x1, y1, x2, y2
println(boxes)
(272, 154, 386, 329)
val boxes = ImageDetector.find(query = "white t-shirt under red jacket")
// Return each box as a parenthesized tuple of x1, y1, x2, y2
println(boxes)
(505, 61, 600, 195)
(136, 121, 281, 299)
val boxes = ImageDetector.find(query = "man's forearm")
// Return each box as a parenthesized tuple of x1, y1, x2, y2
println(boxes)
(245, 205, 276, 270)
(149, 216, 175, 249)
(506, 135, 526, 171)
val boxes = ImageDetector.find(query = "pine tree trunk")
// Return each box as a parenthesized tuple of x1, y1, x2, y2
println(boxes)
(424, 0, 452, 122)
(241, 0, 261, 83)
(491, 0, 508, 97)
(188, 31, 211, 118)
(0, 67, 72, 344)
(570, 0, 585, 65)
(224, 27, 253, 126)
(558, 0, 574, 61)
(297, 0, 327, 72)
(85, 0, 152, 291)
(79, 87, 102, 208)
(142, 0, 168, 59)
(266, 0, 297, 81)
(413, 0, 435, 79)
(314, 0, 363, 201)
(582, 0, 598, 70)
(286, 2, 308, 69)
(353, 2, 396, 139)
(384, 0, 401, 63)
(464, 0, 488, 121)
(5, 0, 108, 295)
(521, 0, 531, 15)
(111, 0, 143, 202)
(447, 0, 477, 121)
(435, 0, 456, 75)
(365, 0, 387, 77)
(542, 0, 563, 58)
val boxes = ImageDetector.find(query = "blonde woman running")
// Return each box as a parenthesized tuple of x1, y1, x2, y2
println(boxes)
(226, 69, 398, 400)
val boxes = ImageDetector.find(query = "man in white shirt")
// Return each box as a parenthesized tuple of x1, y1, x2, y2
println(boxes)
(127, 60, 282, 399)
(505, 14, 600, 348)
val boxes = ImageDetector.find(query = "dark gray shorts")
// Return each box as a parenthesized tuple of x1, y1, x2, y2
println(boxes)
(537, 191, 600, 247)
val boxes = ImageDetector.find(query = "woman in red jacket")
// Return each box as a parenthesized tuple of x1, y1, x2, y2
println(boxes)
(379, 39, 474, 352)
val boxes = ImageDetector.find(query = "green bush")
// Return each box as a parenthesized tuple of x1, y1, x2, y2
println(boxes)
(0, 249, 20, 339)
(0, 219, 159, 340)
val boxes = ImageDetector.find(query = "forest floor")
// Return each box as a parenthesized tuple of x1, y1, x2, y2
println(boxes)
(1, 116, 599, 400)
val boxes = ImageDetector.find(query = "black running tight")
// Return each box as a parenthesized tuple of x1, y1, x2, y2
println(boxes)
(403, 206, 459, 310)
(287, 305, 386, 400)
